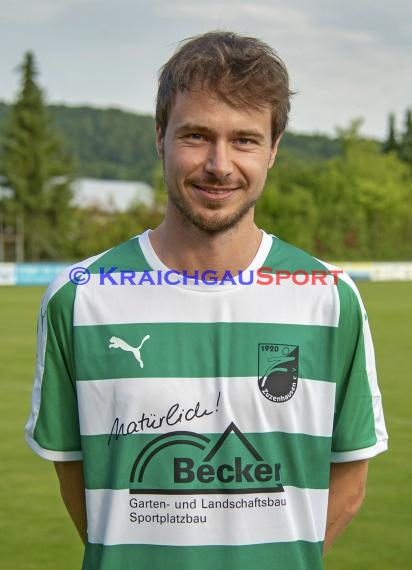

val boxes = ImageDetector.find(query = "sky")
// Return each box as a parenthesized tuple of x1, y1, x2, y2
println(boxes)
(1, 0, 411, 139)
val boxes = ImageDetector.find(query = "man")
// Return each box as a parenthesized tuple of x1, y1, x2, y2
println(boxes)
(26, 31, 388, 569)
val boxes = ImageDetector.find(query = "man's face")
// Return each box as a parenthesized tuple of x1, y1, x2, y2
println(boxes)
(156, 90, 279, 234)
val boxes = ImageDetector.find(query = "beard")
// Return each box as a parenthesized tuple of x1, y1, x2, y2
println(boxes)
(167, 181, 259, 234)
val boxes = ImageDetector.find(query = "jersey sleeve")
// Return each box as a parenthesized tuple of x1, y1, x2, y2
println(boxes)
(25, 277, 82, 461)
(330, 274, 388, 462)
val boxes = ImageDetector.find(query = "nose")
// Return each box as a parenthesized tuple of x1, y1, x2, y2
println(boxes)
(205, 141, 234, 182)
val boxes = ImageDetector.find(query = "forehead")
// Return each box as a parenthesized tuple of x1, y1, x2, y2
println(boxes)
(167, 90, 272, 136)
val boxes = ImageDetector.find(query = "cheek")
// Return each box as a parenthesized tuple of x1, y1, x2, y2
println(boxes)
(163, 154, 190, 189)
(168, 148, 204, 177)
(242, 158, 270, 186)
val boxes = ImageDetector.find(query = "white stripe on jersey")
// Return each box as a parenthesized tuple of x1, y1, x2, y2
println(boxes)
(86, 487, 328, 546)
(76, 376, 336, 438)
(73, 273, 340, 327)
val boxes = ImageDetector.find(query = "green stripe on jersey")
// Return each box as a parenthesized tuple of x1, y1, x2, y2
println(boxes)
(74, 322, 337, 381)
(82, 541, 324, 570)
(81, 431, 331, 491)
(264, 238, 331, 276)
(86, 237, 151, 274)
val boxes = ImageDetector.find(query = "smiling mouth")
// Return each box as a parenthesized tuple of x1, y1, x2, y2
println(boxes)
(193, 184, 239, 199)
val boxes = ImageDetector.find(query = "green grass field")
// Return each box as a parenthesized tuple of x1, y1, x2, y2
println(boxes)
(0, 283, 410, 569)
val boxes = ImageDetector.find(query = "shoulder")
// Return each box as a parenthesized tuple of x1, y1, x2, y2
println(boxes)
(263, 233, 335, 274)
(42, 233, 147, 314)
(263, 233, 366, 321)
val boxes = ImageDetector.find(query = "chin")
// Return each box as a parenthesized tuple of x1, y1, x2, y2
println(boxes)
(169, 188, 257, 234)
(184, 207, 255, 234)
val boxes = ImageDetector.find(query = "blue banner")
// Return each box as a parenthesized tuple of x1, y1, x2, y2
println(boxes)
(15, 262, 70, 285)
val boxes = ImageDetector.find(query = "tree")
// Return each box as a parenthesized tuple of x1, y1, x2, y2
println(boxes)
(0, 52, 74, 260)
(315, 121, 412, 260)
(255, 152, 318, 253)
(255, 120, 412, 261)
(382, 112, 399, 154)
(399, 108, 412, 166)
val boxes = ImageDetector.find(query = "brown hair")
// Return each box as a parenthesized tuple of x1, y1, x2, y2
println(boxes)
(156, 31, 293, 144)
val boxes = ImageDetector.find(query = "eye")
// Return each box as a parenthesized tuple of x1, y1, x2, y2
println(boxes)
(236, 137, 260, 147)
(187, 133, 205, 141)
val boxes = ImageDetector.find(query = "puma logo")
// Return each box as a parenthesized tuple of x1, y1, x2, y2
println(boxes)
(109, 335, 151, 368)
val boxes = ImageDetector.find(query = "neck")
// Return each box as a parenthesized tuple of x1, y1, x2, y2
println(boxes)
(150, 210, 262, 279)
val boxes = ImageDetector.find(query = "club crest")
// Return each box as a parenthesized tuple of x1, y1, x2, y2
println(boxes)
(258, 343, 299, 403)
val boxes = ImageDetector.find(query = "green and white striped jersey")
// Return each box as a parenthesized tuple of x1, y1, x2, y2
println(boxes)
(26, 230, 388, 570)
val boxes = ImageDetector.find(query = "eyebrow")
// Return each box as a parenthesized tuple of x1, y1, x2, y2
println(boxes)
(176, 123, 266, 141)
(233, 129, 265, 141)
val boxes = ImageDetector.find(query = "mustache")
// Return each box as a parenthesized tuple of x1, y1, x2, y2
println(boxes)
(187, 176, 244, 188)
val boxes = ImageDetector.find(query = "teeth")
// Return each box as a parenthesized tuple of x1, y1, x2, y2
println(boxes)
(193, 184, 234, 194)
(199, 188, 230, 193)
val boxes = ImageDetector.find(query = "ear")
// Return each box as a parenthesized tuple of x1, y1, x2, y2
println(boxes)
(268, 133, 283, 169)
(156, 123, 165, 159)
